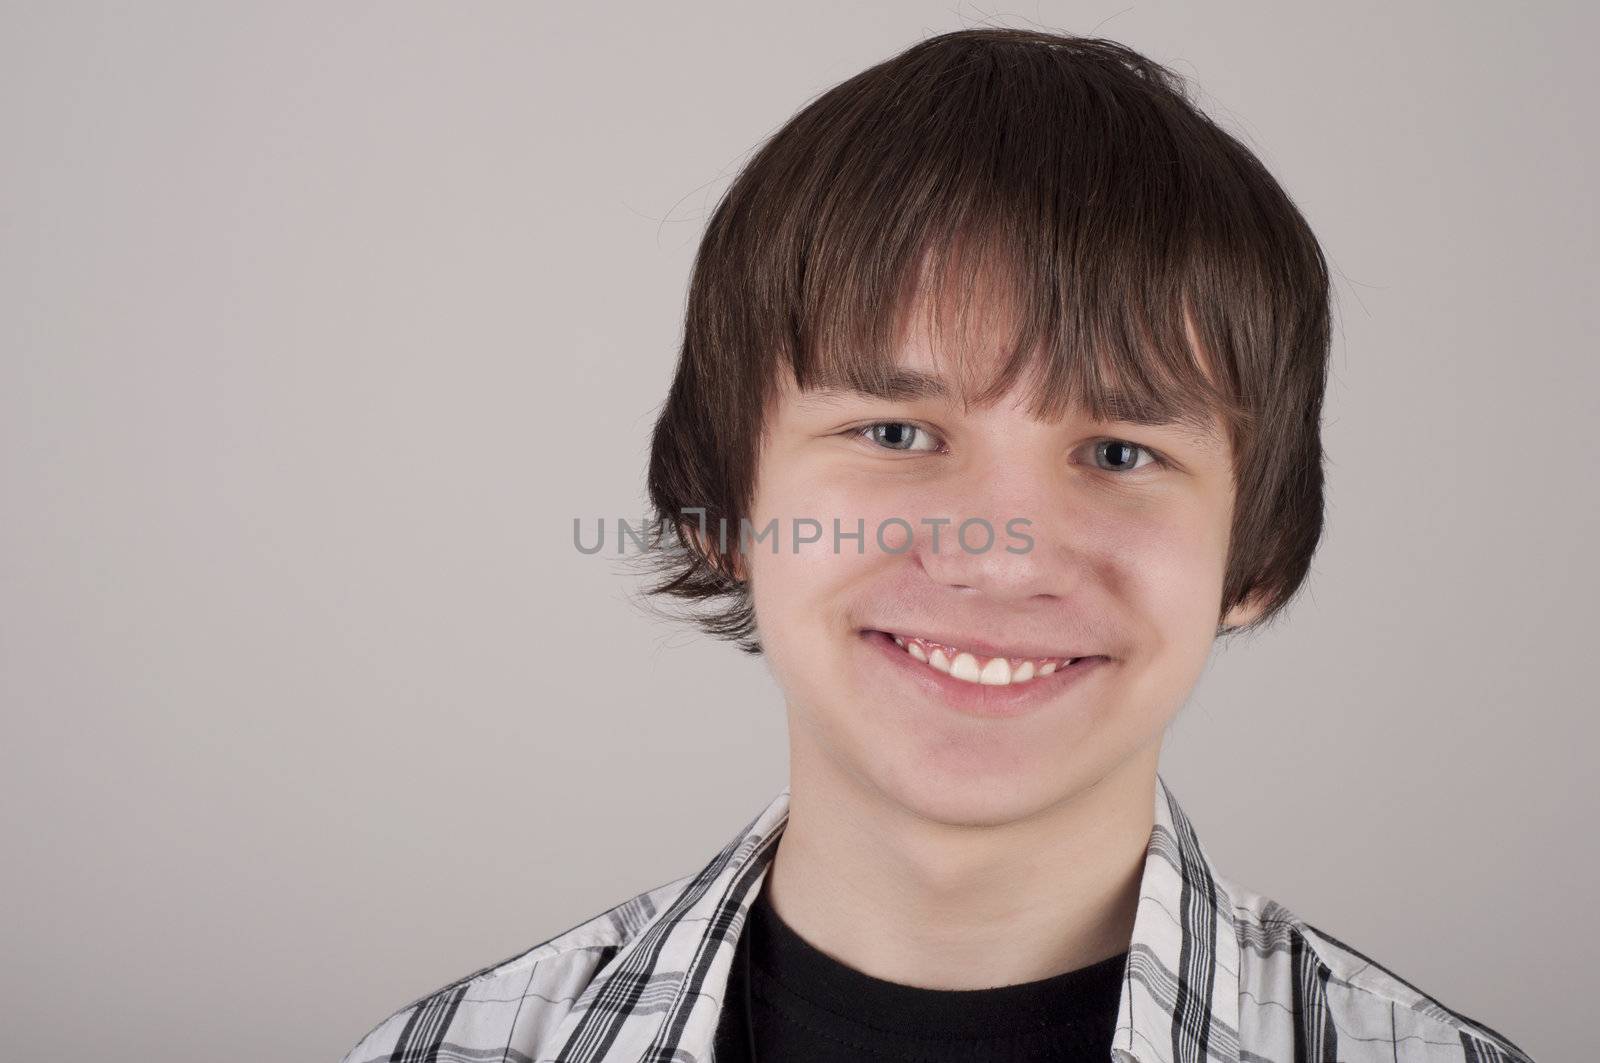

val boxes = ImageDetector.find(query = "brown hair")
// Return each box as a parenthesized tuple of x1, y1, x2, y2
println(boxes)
(640, 27, 1332, 654)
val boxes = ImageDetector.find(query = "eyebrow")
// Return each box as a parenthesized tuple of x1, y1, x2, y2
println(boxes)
(797, 368, 953, 404)
(797, 369, 1222, 439)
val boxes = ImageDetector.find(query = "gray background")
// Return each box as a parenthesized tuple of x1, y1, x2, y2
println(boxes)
(1, 2, 1591, 1059)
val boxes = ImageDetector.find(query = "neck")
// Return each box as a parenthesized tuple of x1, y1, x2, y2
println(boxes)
(763, 738, 1157, 990)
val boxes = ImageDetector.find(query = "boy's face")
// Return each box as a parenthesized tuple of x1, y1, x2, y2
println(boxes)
(740, 306, 1263, 828)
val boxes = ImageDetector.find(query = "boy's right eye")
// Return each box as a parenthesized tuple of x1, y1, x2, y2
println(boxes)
(854, 422, 944, 453)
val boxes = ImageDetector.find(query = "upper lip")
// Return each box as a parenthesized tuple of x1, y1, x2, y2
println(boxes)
(868, 627, 1100, 661)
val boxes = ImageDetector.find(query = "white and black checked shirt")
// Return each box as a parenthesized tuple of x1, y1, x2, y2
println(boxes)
(342, 774, 1535, 1063)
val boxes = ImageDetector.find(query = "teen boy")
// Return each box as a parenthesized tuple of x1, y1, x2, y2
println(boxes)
(344, 28, 1535, 1063)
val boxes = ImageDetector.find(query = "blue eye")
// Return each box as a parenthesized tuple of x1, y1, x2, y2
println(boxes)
(851, 425, 1164, 470)
(857, 422, 942, 452)
(1092, 439, 1163, 472)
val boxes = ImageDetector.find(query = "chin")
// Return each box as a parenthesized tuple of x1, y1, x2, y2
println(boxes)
(866, 748, 1081, 829)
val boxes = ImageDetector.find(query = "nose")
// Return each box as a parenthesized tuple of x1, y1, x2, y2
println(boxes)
(909, 454, 1081, 604)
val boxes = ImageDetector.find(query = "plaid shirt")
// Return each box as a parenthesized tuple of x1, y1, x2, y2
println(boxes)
(342, 774, 1534, 1063)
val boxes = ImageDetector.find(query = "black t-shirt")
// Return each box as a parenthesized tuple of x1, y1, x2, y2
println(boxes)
(712, 883, 1127, 1062)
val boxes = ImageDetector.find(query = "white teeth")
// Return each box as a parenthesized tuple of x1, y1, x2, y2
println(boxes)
(978, 657, 1012, 685)
(888, 633, 1078, 687)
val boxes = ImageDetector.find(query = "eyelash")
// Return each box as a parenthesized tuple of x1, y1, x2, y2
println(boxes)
(849, 421, 1169, 473)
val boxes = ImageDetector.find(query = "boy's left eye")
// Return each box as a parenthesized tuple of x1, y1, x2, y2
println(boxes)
(855, 422, 942, 453)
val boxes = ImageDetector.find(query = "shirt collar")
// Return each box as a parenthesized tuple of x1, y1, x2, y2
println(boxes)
(549, 772, 1241, 1063)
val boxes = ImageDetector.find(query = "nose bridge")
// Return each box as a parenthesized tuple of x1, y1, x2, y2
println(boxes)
(913, 443, 1073, 599)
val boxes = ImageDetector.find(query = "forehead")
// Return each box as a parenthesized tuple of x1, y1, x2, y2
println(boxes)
(791, 302, 1229, 444)
(773, 231, 1245, 453)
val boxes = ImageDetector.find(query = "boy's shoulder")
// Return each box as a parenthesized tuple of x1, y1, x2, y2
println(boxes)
(343, 871, 1537, 1063)
(342, 782, 1537, 1063)
(1217, 871, 1536, 1063)
(339, 871, 695, 1063)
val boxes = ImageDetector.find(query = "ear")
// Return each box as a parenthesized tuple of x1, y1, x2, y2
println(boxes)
(1220, 589, 1270, 631)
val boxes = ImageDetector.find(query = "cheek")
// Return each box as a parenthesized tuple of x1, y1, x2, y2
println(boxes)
(744, 471, 889, 668)
(1105, 501, 1231, 671)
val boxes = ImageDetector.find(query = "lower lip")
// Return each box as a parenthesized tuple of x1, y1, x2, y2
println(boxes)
(859, 629, 1110, 719)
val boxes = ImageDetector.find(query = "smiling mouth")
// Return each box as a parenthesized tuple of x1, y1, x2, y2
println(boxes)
(870, 630, 1102, 688)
